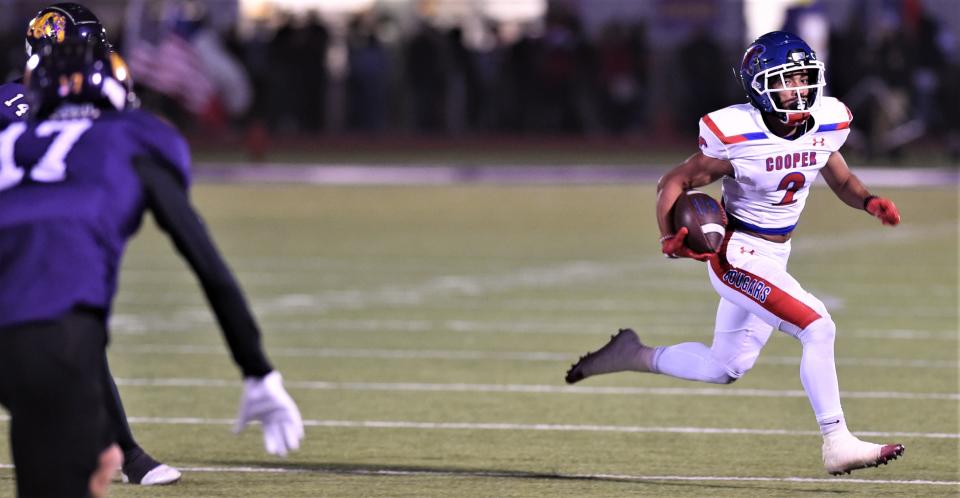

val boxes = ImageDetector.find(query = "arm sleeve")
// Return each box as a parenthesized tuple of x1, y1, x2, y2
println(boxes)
(133, 155, 273, 378)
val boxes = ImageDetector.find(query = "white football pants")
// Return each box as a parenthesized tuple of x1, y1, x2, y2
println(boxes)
(653, 230, 844, 422)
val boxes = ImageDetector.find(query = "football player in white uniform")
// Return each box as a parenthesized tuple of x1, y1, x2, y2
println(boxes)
(565, 31, 904, 475)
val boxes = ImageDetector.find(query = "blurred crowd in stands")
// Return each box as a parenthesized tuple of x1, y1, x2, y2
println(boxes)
(1, 0, 957, 162)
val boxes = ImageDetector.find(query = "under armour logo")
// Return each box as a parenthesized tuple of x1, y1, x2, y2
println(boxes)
(812, 137, 825, 146)
(739, 247, 755, 255)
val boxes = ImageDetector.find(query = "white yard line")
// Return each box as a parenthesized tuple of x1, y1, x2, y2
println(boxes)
(0, 415, 953, 440)
(0, 461, 955, 486)
(108, 221, 957, 338)
(108, 315, 958, 341)
(247, 259, 661, 317)
(847, 329, 959, 341)
(112, 220, 956, 323)
(110, 377, 960, 401)
(110, 344, 960, 369)
(287, 419, 960, 440)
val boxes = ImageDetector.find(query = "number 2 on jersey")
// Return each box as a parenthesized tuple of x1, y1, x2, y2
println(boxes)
(774, 172, 805, 206)
(0, 119, 93, 191)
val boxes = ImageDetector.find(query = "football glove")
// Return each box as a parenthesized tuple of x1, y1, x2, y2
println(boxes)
(865, 196, 901, 226)
(660, 227, 712, 261)
(234, 370, 304, 456)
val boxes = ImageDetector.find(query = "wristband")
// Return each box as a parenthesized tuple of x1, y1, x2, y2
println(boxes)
(862, 195, 877, 210)
(659, 234, 674, 244)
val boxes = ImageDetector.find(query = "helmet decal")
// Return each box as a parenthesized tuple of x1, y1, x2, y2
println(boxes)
(27, 12, 67, 44)
(741, 43, 765, 76)
(24, 3, 111, 58)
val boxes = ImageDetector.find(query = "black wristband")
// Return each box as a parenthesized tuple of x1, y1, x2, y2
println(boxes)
(862, 195, 877, 210)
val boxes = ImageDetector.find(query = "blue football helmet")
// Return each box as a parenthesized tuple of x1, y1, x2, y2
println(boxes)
(25, 3, 111, 58)
(738, 31, 825, 122)
(24, 37, 135, 118)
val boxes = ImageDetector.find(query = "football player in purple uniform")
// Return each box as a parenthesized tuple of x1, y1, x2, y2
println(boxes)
(566, 31, 903, 476)
(0, 3, 181, 486)
(0, 6, 303, 497)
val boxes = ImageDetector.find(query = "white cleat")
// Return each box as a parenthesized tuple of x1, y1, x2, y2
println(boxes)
(122, 464, 182, 486)
(822, 432, 905, 475)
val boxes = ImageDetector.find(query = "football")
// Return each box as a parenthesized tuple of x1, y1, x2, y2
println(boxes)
(671, 190, 727, 253)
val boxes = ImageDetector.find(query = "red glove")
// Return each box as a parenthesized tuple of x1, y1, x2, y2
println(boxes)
(865, 196, 901, 226)
(660, 227, 713, 261)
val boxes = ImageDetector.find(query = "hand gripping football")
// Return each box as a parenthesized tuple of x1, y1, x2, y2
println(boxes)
(671, 190, 727, 254)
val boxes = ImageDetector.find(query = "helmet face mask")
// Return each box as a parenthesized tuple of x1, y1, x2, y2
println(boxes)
(754, 61, 825, 114)
(739, 31, 826, 124)
(24, 38, 136, 118)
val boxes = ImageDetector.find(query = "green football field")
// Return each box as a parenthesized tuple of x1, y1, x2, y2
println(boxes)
(0, 183, 957, 497)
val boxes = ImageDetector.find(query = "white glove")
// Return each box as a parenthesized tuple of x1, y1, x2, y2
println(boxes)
(233, 370, 304, 456)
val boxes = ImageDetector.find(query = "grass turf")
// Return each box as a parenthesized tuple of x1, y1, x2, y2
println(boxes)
(0, 183, 956, 497)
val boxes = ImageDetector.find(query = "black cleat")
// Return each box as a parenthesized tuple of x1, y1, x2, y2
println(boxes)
(565, 328, 648, 384)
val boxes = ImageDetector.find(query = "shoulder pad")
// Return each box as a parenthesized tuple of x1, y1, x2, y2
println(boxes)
(701, 104, 769, 144)
(122, 110, 192, 187)
(813, 97, 852, 132)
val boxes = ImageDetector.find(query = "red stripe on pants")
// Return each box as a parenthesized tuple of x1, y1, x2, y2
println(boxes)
(709, 232, 821, 329)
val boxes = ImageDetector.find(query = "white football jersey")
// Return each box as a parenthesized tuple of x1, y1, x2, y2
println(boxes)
(698, 96, 851, 234)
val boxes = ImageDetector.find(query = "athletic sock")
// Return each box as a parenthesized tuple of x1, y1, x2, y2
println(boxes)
(121, 448, 161, 484)
(819, 415, 849, 438)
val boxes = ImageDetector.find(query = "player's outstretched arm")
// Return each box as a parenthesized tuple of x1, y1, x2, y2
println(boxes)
(133, 156, 304, 456)
(821, 152, 900, 226)
(656, 152, 734, 259)
(133, 156, 274, 376)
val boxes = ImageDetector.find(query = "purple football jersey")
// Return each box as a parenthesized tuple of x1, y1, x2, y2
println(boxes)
(0, 109, 190, 327)
(0, 81, 28, 127)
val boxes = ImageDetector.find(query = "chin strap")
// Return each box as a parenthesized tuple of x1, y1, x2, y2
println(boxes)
(773, 112, 812, 139)
(779, 111, 810, 126)
(775, 90, 812, 126)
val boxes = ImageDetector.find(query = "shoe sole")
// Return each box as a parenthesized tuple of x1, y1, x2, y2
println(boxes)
(828, 444, 905, 476)
(121, 465, 183, 486)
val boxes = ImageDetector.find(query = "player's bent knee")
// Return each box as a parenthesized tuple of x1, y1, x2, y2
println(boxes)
(725, 352, 761, 380)
(799, 317, 836, 345)
(702, 373, 737, 384)
(724, 365, 750, 382)
(710, 350, 758, 383)
(704, 364, 739, 384)
(718, 374, 738, 384)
